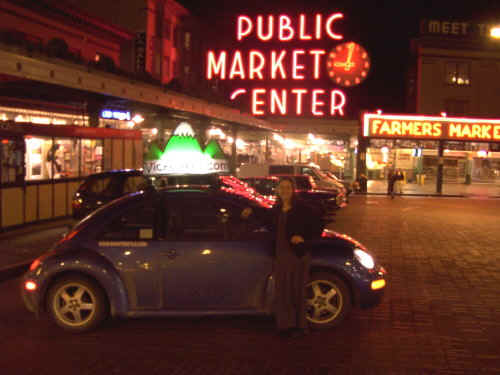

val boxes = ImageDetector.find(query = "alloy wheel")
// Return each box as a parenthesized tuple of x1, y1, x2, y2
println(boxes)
(52, 282, 97, 327)
(306, 279, 343, 324)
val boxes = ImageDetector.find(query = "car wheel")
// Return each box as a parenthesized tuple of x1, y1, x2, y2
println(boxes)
(46, 276, 108, 333)
(306, 272, 352, 329)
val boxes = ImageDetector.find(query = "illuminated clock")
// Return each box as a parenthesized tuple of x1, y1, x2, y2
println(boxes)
(326, 41, 371, 87)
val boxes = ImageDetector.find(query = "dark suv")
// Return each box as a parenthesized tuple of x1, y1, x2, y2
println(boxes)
(72, 170, 153, 219)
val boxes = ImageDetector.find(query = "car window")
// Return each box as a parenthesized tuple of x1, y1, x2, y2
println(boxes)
(166, 196, 225, 241)
(167, 194, 266, 241)
(269, 165, 294, 175)
(85, 176, 112, 194)
(123, 175, 150, 194)
(99, 199, 157, 241)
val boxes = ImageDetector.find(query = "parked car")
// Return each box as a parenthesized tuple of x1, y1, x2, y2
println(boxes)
(272, 174, 347, 208)
(322, 170, 353, 196)
(72, 170, 153, 219)
(22, 184, 386, 333)
(241, 175, 342, 214)
(237, 163, 346, 195)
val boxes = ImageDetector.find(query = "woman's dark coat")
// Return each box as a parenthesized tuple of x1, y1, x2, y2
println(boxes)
(268, 199, 323, 256)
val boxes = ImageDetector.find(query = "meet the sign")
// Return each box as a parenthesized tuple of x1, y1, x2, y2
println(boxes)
(420, 19, 497, 38)
(363, 113, 500, 142)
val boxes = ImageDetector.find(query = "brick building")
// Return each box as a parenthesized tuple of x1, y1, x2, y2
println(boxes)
(407, 18, 500, 117)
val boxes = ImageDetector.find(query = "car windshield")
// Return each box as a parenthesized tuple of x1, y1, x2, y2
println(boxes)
(250, 179, 277, 196)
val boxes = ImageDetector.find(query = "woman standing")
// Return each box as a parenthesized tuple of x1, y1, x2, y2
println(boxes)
(273, 177, 322, 337)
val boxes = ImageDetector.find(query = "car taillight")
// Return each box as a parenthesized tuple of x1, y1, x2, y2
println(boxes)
(25, 281, 37, 291)
(29, 259, 41, 271)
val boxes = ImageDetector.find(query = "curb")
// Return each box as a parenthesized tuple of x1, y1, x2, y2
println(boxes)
(0, 217, 74, 241)
(0, 260, 31, 283)
(356, 192, 468, 198)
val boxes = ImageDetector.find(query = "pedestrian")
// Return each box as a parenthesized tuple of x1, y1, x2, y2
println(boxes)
(272, 177, 323, 338)
(387, 167, 395, 197)
(392, 169, 404, 197)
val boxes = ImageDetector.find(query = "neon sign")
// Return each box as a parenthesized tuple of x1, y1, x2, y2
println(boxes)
(144, 123, 230, 175)
(206, 13, 371, 117)
(363, 113, 500, 142)
(100, 110, 131, 121)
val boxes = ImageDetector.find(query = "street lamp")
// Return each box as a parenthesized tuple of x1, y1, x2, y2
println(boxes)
(490, 26, 500, 39)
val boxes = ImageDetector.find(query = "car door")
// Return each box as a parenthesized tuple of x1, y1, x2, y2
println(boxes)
(160, 192, 274, 311)
(96, 198, 165, 310)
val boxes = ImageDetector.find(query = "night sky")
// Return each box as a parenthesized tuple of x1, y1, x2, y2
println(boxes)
(177, 0, 500, 119)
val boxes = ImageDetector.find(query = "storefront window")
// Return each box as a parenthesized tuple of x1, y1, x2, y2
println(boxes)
(25, 137, 52, 180)
(81, 139, 103, 176)
(0, 138, 24, 184)
(52, 138, 80, 179)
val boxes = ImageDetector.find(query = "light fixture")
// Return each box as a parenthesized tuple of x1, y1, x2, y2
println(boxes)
(132, 114, 144, 124)
(490, 26, 500, 39)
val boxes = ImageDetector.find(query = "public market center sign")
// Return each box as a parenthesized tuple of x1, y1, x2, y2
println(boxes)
(363, 113, 500, 142)
(206, 14, 371, 117)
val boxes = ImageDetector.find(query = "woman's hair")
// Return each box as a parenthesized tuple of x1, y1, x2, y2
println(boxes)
(275, 177, 297, 207)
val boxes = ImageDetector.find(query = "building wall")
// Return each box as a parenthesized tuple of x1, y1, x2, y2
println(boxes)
(146, 0, 189, 84)
(411, 20, 500, 118)
(0, 1, 128, 67)
(58, 0, 191, 85)
(416, 46, 500, 117)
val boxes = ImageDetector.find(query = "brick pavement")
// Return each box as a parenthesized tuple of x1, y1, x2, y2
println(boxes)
(331, 195, 500, 374)
(0, 196, 499, 374)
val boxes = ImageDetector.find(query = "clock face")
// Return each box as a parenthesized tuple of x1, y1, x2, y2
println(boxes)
(326, 42, 371, 87)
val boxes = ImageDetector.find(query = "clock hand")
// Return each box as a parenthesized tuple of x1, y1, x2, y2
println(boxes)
(333, 43, 356, 71)
(344, 43, 355, 71)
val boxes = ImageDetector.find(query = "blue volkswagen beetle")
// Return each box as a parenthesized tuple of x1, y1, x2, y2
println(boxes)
(21, 184, 386, 333)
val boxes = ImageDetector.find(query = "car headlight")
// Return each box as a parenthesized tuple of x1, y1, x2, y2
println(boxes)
(354, 248, 375, 269)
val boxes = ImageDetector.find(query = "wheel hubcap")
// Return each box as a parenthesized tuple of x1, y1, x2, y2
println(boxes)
(53, 283, 96, 327)
(306, 279, 343, 324)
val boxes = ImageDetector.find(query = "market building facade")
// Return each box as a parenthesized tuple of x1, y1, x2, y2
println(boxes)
(356, 18, 500, 196)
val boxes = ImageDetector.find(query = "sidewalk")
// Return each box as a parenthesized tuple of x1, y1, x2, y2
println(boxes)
(0, 218, 74, 282)
(366, 179, 500, 197)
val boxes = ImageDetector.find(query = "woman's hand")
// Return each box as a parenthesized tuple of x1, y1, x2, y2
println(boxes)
(290, 235, 304, 245)
(240, 207, 253, 220)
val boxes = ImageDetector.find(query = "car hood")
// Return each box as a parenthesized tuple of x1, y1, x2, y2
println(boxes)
(321, 229, 367, 251)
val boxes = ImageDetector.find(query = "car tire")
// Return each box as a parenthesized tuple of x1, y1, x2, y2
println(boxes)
(305, 272, 352, 330)
(46, 275, 109, 333)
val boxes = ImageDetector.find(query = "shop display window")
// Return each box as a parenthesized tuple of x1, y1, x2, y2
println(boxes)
(0, 138, 24, 184)
(53, 138, 80, 179)
(81, 139, 103, 176)
(25, 137, 53, 180)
